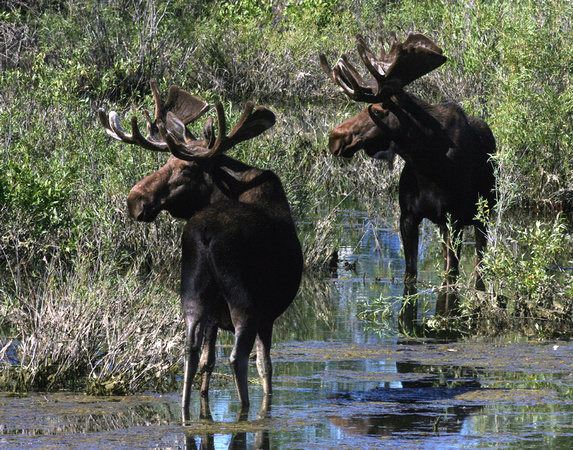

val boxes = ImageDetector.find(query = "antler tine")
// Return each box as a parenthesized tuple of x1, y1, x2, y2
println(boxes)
(320, 31, 447, 104)
(356, 37, 387, 85)
(157, 104, 224, 161)
(130, 114, 169, 152)
(209, 101, 264, 156)
(339, 54, 371, 89)
(107, 111, 136, 143)
(211, 101, 228, 155)
(98, 108, 127, 142)
(159, 101, 275, 161)
(338, 54, 385, 102)
(150, 79, 164, 121)
(321, 52, 375, 102)
(377, 35, 386, 59)
(229, 101, 255, 138)
(319, 53, 338, 85)
(97, 107, 169, 151)
(333, 60, 362, 100)
(157, 112, 196, 160)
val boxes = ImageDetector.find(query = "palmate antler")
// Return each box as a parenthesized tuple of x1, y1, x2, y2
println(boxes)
(98, 79, 210, 152)
(159, 101, 276, 161)
(320, 32, 447, 103)
(99, 80, 275, 160)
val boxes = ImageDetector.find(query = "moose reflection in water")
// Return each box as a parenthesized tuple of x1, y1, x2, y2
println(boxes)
(99, 80, 303, 420)
(328, 361, 483, 438)
(184, 396, 271, 450)
(320, 31, 496, 328)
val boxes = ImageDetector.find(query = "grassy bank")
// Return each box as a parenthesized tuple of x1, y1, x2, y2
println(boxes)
(2, 0, 573, 392)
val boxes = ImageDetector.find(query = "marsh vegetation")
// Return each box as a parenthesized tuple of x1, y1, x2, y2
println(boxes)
(2, 0, 573, 395)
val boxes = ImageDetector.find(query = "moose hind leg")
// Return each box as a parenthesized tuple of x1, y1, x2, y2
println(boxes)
(182, 316, 204, 417)
(229, 312, 259, 408)
(199, 324, 218, 398)
(256, 323, 274, 397)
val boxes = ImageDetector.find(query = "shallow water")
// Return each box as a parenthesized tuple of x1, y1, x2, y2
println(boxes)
(2, 339, 572, 449)
(2, 206, 573, 449)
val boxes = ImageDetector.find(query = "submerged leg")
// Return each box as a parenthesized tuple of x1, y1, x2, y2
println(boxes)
(436, 224, 462, 315)
(474, 223, 488, 291)
(439, 224, 462, 287)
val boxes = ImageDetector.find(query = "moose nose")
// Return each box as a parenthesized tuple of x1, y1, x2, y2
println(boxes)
(328, 130, 347, 157)
(127, 188, 153, 222)
(127, 196, 144, 221)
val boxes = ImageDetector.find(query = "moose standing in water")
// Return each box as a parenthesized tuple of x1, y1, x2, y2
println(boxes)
(99, 80, 303, 418)
(320, 32, 496, 320)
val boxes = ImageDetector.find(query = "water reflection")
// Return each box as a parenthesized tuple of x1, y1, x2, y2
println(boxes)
(323, 361, 483, 439)
(2, 339, 573, 449)
(183, 397, 270, 449)
(313, 202, 476, 336)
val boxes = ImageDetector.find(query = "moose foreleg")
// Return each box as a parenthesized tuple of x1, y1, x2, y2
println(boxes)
(400, 214, 420, 332)
(400, 215, 420, 296)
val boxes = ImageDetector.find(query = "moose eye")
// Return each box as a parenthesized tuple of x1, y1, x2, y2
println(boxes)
(181, 164, 200, 178)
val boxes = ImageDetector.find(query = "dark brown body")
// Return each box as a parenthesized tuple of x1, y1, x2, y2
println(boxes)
(128, 154, 303, 414)
(330, 91, 496, 296)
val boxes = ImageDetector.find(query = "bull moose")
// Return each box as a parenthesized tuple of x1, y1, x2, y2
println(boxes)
(98, 80, 303, 418)
(320, 32, 496, 316)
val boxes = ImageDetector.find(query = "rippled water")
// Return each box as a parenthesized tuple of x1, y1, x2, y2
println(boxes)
(2, 206, 573, 449)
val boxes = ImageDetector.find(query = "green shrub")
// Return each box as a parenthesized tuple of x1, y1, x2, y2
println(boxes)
(482, 216, 571, 312)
